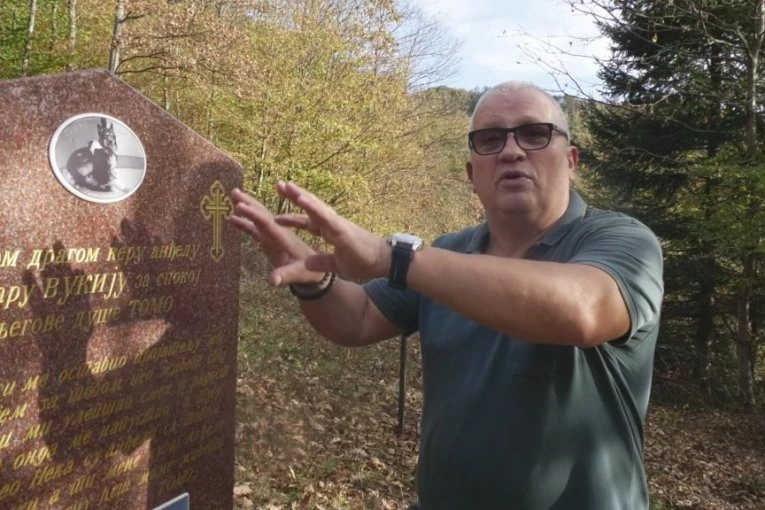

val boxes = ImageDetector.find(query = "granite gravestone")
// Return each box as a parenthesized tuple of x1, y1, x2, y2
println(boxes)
(0, 70, 241, 509)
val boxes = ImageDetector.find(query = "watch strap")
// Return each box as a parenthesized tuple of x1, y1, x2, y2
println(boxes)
(388, 243, 415, 290)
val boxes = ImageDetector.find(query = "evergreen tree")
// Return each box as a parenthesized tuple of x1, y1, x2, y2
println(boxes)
(581, 0, 765, 407)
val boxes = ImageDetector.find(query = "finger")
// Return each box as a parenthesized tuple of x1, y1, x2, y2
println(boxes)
(231, 188, 277, 222)
(231, 188, 263, 208)
(276, 181, 344, 237)
(228, 215, 261, 242)
(233, 202, 293, 244)
(270, 254, 337, 286)
(274, 214, 320, 235)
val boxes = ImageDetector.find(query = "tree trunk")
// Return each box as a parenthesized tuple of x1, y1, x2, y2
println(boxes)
(108, 0, 127, 73)
(50, 0, 58, 47)
(163, 75, 170, 110)
(734, 0, 764, 410)
(737, 253, 755, 410)
(22, 0, 38, 76)
(68, 0, 77, 58)
(693, 274, 715, 397)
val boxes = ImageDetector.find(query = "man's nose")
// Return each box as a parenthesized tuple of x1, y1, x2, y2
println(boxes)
(498, 132, 525, 159)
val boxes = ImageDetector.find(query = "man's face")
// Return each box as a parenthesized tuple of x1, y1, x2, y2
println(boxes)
(466, 88, 578, 224)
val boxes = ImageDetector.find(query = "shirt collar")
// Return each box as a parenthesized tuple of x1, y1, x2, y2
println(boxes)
(465, 190, 588, 254)
(536, 190, 588, 247)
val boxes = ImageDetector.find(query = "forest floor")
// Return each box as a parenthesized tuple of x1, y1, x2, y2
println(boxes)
(232, 281, 765, 510)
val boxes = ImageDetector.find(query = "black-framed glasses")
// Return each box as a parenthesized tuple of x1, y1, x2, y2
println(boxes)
(468, 123, 569, 155)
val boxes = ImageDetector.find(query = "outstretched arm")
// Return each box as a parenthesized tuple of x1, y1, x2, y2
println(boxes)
(229, 187, 401, 346)
(241, 182, 659, 348)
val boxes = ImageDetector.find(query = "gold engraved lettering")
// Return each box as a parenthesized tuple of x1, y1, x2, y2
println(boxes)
(98, 416, 130, 440)
(159, 466, 194, 492)
(106, 453, 142, 478)
(0, 249, 20, 268)
(57, 356, 128, 383)
(206, 348, 227, 365)
(183, 422, 218, 447)
(201, 180, 233, 262)
(129, 370, 151, 387)
(181, 435, 225, 467)
(208, 332, 225, 347)
(104, 434, 143, 455)
(82, 449, 101, 468)
(47, 488, 61, 506)
(68, 474, 95, 496)
(0, 314, 65, 340)
(194, 386, 222, 407)
(0, 430, 12, 450)
(150, 242, 201, 262)
(105, 246, 147, 266)
(154, 439, 179, 459)
(68, 430, 92, 451)
(162, 354, 203, 377)
(14, 444, 58, 471)
(67, 377, 124, 404)
(42, 277, 59, 298)
(136, 383, 173, 404)
(155, 268, 202, 288)
(57, 272, 127, 306)
(39, 395, 59, 413)
(134, 339, 197, 365)
(13, 497, 38, 510)
(99, 480, 131, 503)
(23, 421, 51, 442)
(72, 307, 121, 332)
(133, 273, 151, 289)
(153, 459, 177, 479)
(1, 380, 15, 397)
(190, 364, 230, 389)
(129, 406, 169, 428)
(26, 247, 99, 271)
(182, 401, 219, 427)
(0, 284, 34, 310)
(22, 375, 48, 392)
(0, 480, 21, 501)
(0, 402, 28, 424)
(64, 500, 90, 510)
(62, 397, 132, 430)
(127, 295, 173, 319)
(28, 459, 74, 487)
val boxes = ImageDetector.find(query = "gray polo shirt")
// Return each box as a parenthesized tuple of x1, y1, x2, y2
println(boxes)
(364, 191, 664, 510)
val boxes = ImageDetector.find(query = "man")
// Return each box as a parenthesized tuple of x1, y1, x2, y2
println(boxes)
(230, 82, 664, 510)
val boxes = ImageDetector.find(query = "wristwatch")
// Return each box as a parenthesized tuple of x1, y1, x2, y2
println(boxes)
(388, 233, 424, 290)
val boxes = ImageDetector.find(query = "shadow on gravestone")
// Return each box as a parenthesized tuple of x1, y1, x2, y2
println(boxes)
(0, 70, 241, 509)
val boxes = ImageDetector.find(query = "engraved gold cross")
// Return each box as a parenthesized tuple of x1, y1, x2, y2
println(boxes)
(200, 181, 233, 262)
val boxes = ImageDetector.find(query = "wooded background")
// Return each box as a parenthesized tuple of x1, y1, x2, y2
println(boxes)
(3, 0, 765, 420)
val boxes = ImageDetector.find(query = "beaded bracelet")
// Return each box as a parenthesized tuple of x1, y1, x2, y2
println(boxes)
(289, 272, 337, 301)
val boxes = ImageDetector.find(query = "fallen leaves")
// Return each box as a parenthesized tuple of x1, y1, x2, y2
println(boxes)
(235, 276, 765, 509)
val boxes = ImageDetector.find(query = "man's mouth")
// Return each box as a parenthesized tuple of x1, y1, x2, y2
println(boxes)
(497, 170, 529, 183)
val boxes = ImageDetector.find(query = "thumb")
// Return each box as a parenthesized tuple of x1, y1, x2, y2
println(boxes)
(270, 254, 337, 286)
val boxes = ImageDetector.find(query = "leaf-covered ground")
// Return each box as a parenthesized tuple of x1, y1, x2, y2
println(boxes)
(233, 282, 765, 509)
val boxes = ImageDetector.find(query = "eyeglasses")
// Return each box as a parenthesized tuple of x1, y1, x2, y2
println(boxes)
(468, 123, 569, 155)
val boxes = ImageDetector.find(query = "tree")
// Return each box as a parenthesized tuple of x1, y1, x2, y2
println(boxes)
(579, 0, 765, 407)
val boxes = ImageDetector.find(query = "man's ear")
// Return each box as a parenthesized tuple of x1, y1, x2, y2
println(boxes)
(567, 146, 579, 185)
(466, 161, 474, 185)
(568, 146, 579, 170)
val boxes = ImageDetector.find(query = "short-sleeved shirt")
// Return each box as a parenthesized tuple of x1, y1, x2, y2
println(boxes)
(364, 191, 664, 510)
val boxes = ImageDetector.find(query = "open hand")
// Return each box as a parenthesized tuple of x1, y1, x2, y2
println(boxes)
(230, 182, 389, 286)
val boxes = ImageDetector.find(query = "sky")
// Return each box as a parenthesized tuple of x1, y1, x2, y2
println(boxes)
(407, 0, 611, 98)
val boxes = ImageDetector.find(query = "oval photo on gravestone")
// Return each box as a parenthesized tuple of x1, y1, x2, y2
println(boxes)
(49, 113, 147, 203)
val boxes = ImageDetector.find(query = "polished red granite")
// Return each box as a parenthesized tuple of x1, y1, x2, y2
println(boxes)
(0, 70, 242, 509)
